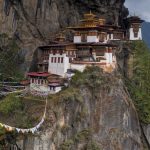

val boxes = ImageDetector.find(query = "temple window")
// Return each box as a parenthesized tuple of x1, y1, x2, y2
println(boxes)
(53, 87, 56, 91)
(58, 57, 60, 63)
(69, 58, 72, 63)
(81, 34, 87, 42)
(61, 57, 64, 63)
(45, 65, 48, 71)
(134, 32, 138, 38)
(38, 79, 40, 84)
(32, 78, 34, 83)
(51, 57, 53, 63)
(41, 80, 43, 84)
(54, 57, 57, 63)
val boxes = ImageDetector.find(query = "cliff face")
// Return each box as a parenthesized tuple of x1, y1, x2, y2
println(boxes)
(15, 71, 143, 150)
(0, 0, 128, 72)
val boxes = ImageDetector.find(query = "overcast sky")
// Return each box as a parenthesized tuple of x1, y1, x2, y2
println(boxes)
(125, 0, 150, 22)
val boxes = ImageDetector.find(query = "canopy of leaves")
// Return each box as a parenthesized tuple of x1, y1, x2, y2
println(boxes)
(71, 66, 106, 89)
(0, 33, 24, 81)
(126, 41, 150, 124)
(0, 94, 23, 115)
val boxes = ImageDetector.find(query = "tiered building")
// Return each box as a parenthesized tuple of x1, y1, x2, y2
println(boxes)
(27, 12, 144, 93)
(128, 16, 144, 40)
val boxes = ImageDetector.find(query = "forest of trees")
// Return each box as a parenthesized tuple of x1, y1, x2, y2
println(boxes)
(126, 41, 150, 124)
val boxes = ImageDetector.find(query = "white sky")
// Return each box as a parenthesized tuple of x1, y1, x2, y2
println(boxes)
(125, 0, 150, 22)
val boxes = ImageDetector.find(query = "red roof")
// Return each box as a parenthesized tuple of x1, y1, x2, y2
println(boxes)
(27, 72, 50, 77)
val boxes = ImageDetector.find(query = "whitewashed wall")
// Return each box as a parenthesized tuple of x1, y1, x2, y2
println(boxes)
(105, 53, 113, 64)
(74, 36, 81, 43)
(48, 54, 70, 77)
(87, 36, 99, 42)
(129, 28, 142, 40)
(70, 64, 86, 72)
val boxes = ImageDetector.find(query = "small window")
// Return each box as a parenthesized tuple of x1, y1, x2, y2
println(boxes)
(53, 87, 55, 91)
(61, 57, 64, 63)
(134, 32, 138, 38)
(58, 57, 60, 63)
(55, 57, 57, 63)
(69, 58, 72, 63)
(41, 80, 43, 84)
(51, 57, 53, 63)
(31, 78, 34, 83)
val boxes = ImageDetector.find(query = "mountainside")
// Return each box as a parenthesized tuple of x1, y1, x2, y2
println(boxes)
(1, 1, 150, 150)
(0, 0, 128, 72)
(15, 67, 144, 150)
(142, 22, 150, 48)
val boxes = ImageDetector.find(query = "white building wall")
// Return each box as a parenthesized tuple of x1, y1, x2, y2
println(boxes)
(129, 27, 142, 40)
(107, 34, 109, 41)
(30, 83, 49, 92)
(87, 36, 99, 42)
(70, 64, 86, 72)
(74, 36, 81, 43)
(49, 86, 62, 94)
(138, 28, 142, 40)
(105, 53, 113, 64)
(30, 83, 62, 94)
(105, 53, 110, 63)
(111, 34, 114, 40)
(48, 54, 70, 77)
(109, 53, 113, 63)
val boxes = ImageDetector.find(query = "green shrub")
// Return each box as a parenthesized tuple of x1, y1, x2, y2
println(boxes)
(76, 106, 88, 122)
(0, 94, 23, 115)
(71, 66, 105, 90)
(87, 141, 101, 150)
(74, 129, 91, 142)
(61, 139, 74, 150)
(0, 126, 6, 136)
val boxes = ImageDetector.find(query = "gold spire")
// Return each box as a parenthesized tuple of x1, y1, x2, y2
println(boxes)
(83, 11, 96, 20)
(55, 32, 65, 42)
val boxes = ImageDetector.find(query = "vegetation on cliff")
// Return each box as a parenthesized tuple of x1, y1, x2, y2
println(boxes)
(126, 41, 150, 124)
(0, 33, 24, 81)
(0, 94, 23, 115)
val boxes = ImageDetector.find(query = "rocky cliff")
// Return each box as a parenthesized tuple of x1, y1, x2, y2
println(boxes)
(15, 68, 144, 150)
(1, 1, 147, 150)
(0, 0, 128, 72)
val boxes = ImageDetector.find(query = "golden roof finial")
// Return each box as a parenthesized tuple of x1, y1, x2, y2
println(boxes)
(56, 32, 65, 42)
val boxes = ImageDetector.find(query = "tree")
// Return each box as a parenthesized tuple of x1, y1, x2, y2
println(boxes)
(126, 41, 150, 124)
(0, 33, 24, 81)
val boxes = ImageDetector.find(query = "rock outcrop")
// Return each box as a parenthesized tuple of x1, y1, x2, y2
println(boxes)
(16, 72, 143, 150)
(0, 0, 128, 72)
